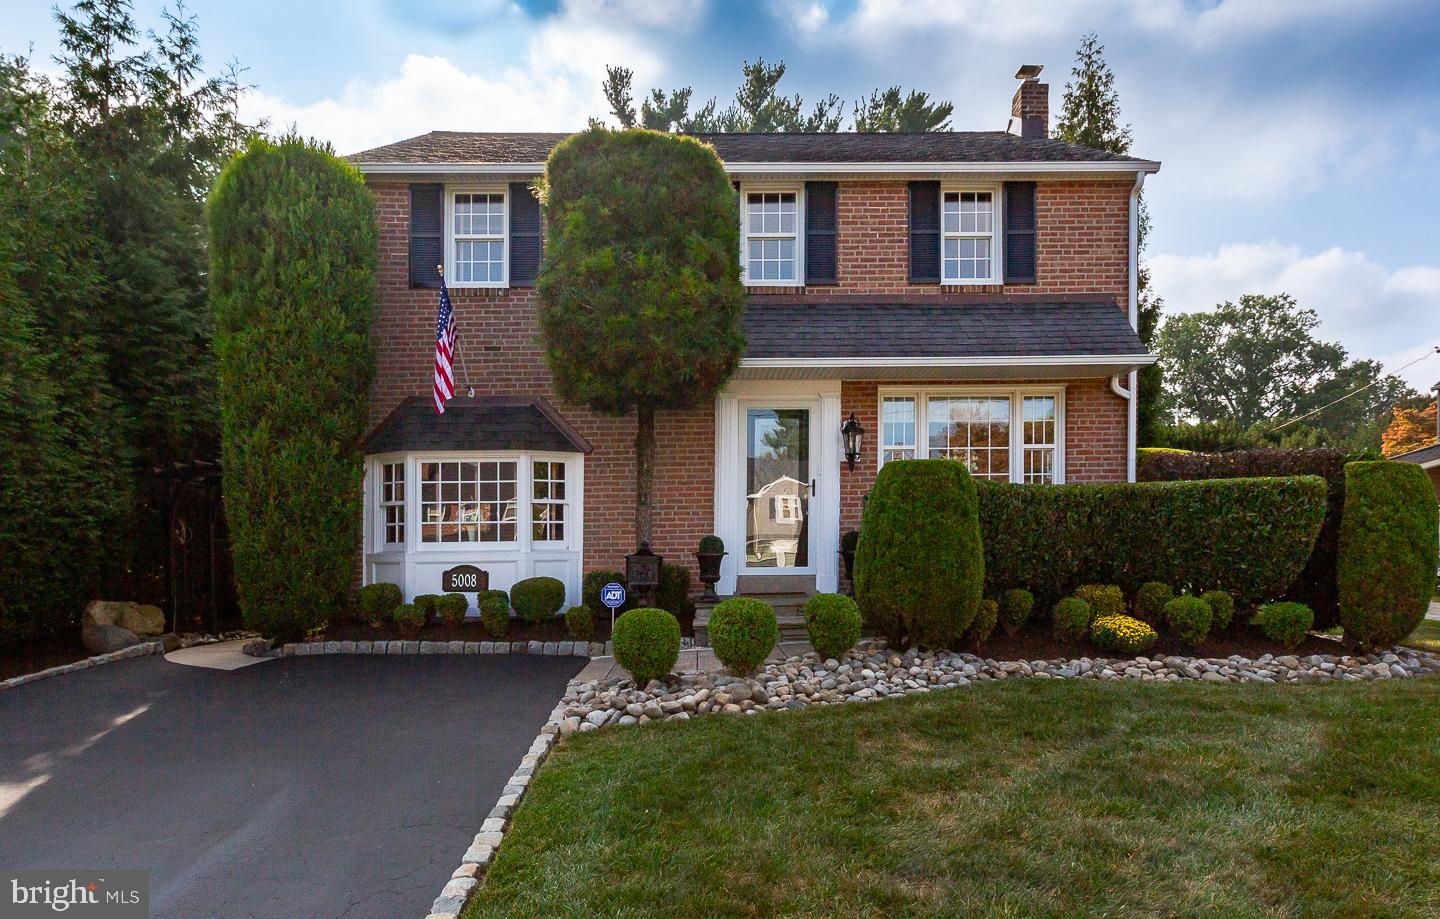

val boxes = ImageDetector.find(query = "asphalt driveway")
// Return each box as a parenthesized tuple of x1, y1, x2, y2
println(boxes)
(0, 652, 580, 918)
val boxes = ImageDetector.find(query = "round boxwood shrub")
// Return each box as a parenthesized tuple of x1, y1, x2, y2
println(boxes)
(1074, 584, 1124, 619)
(804, 593, 861, 661)
(512, 576, 566, 624)
(710, 598, 778, 675)
(393, 603, 423, 635)
(1134, 582, 1174, 624)
(1091, 614, 1157, 656)
(1053, 597, 1094, 642)
(1164, 594, 1213, 647)
(965, 598, 999, 651)
(613, 607, 681, 685)
(1338, 461, 1439, 650)
(564, 604, 594, 642)
(698, 534, 725, 554)
(1254, 601, 1314, 650)
(854, 459, 983, 648)
(413, 594, 441, 620)
(1201, 590, 1235, 632)
(435, 593, 469, 624)
(999, 588, 1034, 636)
(583, 570, 629, 615)
(479, 592, 509, 638)
(358, 583, 402, 625)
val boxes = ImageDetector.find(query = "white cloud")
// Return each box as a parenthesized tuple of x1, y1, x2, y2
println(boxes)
(767, 0, 830, 38)
(1149, 242, 1440, 388)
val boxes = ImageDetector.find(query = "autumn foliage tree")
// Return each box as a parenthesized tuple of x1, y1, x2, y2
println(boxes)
(1381, 401, 1437, 457)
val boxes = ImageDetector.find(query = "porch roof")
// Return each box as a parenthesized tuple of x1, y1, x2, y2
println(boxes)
(364, 396, 593, 456)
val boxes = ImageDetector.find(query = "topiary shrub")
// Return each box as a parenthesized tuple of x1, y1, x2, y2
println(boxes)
(999, 588, 1034, 636)
(657, 563, 693, 618)
(854, 459, 984, 648)
(965, 598, 999, 652)
(435, 593, 469, 625)
(804, 593, 861, 661)
(358, 583, 402, 626)
(1202, 590, 1235, 632)
(413, 594, 440, 620)
(512, 576, 566, 624)
(698, 534, 725, 554)
(564, 604, 594, 642)
(1091, 614, 1157, 656)
(1134, 582, 1174, 625)
(612, 607, 681, 685)
(1164, 594, 1212, 647)
(1337, 461, 1439, 650)
(393, 603, 423, 635)
(479, 591, 509, 638)
(583, 570, 628, 615)
(1053, 597, 1093, 642)
(710, 598, 778, 675)
(1254, 601, 1314, 650)
(1074, 584, 1124, 619)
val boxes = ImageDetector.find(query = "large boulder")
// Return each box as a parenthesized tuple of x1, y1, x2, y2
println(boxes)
(81, 600, 133, 629)
(82, 623, 142, 655)
(117, 604, 165, 636)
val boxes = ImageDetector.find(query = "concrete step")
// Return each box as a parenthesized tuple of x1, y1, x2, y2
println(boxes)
(736, 574, 815, 594)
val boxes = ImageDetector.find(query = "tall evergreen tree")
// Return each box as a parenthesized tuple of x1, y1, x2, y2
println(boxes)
(852, 86, 953, 132)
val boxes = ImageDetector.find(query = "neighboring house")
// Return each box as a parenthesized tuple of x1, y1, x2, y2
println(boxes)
(348, 65, 1159, 609)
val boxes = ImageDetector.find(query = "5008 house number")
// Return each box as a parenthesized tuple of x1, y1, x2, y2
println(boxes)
(442, 565, 489, 592)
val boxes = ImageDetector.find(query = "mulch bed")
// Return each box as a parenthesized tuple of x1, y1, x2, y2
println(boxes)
(970, 627, 1343, 661)
(1, 638, 91, 681)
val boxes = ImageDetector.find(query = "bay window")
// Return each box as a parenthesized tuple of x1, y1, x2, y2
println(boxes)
(380, 462, 405, 546)
(878, 388, 1063, 483)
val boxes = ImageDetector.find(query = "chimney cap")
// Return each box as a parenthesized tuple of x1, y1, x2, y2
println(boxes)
(1015, 64, 1044, 81)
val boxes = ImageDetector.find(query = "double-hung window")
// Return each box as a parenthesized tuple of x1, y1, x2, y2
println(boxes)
(531, 460, 567, 542)
(449, 189, 506, 286)
(743, 189, 801, 285)
(941, 189, 997, 283)
(380, 462, 405, 546)
(878, 389, 1062, 483)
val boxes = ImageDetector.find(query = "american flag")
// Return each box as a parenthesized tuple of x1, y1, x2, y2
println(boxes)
(433, 278, 457, 414)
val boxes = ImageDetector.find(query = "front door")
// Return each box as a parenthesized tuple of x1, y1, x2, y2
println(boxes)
(742, 404, 814, 574)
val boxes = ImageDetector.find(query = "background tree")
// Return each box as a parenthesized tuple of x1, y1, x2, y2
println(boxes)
(536, 128, 746, 546)
(852, 86, 953, 132)
(1381, 401, 1437, 456)
(209, 135, 376, 639)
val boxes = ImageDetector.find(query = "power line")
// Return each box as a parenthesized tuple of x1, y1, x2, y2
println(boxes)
(1269, 345, 1440, 433)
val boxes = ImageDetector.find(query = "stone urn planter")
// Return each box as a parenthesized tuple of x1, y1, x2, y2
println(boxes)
(840, 530, 859, 596)
(695, 535, 726, 602)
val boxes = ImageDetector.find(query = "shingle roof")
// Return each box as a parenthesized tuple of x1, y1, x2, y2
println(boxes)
(741, 300, 1147, 359)
(1392, 442, 1440, 466)
(364, 396, 593, 455)
(348, 131, 1150, 166)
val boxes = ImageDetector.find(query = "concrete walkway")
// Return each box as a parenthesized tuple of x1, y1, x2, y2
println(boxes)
(576, 640, 818, 683)
(165, 638, 269, 670)
(1427, 600, 1440, 622)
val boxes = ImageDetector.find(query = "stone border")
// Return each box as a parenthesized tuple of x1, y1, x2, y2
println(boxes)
(279, 639, 606, 658)
(0, 640, 164, 692)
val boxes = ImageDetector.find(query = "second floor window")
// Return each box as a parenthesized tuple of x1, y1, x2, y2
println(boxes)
(451, 190, 506, 286)
(942, 189, 996, 283)
(744, 190, 800, 285)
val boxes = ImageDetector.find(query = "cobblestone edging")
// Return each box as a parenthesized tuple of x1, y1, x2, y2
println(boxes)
(0, 640, 164, 692)
(424, 687, 572, 918)
(277, 636, 700, 659)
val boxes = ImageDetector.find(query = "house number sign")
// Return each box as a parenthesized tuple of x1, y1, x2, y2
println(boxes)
(442, 565, 489, 592)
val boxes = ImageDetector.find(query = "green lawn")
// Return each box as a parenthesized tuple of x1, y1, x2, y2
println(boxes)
(1406, 618, 1440, 653)
(466, 678, 1440, 918)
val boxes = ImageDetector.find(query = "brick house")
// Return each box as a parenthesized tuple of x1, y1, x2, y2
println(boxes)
(348, 67, 1160, 614)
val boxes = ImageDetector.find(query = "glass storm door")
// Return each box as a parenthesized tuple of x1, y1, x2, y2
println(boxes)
(744, 406, 812, 571)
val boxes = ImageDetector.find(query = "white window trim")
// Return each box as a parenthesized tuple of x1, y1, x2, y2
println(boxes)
(940, 184, 1001, 286)
(740, 183, 805, 287)
(379, 460, 406, 547)
(875, 385, 1065, 484)
(444, 186, 509, 289)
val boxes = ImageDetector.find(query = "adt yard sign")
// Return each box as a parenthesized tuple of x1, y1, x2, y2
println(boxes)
(600, 582, 626, 609)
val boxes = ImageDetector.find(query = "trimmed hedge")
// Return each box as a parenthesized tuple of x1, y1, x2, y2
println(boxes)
(512, 577, 566, 624)
(1337, 461, 1438, 650)
(436, 593, 469, 624)
(583, 570, 629, 615)
(479, 591, 509, 638)
(357, 583, 402, 624)
(1202, 590, 1235, 632)
(977, 477, 1327, 608)
(564, 604, 594, 641)
(1139, 447, 1349, 627)
(855, 459, 984, 647)
(1164, 594, 1212, 647)
(804, 593, 861, 661)
(613, 607, 681, 685)
(413, 594, 440, 619)
(1091, 614, 1157, 656)
(1053, 597, 1093, 642)
(710, 598, 778, 675)
(1254, 602, 1313, 650)
(1074, 584, 1124, 619)
(1134, 582, 1174, 625)
(999, 588, 1034, 636)
(965, 598, 999, 651)
(393, 603, 423, 635)
(658, 563, 693, 619)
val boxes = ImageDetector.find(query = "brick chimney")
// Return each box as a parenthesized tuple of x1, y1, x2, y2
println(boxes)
(1009, 65, 1048, 139)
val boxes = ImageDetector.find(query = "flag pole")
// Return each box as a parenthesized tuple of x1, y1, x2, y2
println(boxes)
(438, 264, 476, 398)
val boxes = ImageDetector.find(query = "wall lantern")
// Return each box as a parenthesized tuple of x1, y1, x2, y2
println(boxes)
(841, 412, 865, 472)
(625, 541, 663, 607)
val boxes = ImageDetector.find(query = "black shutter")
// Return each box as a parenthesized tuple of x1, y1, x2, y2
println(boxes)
(1003, 181, 1037, 285)
(804, 181, 838, 286)
(509, 181, 542, 287)
(907, 181, 941, 284)
(408, 183, 443, 289)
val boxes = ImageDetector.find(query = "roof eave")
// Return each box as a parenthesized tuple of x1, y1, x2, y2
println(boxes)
(734, 353, 1157, 381)
(352, 160, 1160, 177)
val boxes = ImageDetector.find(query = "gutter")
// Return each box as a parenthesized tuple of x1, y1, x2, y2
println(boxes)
(740, 354, 1157, 370)
(352, 160, 1163, 177)
(1120, 170, 1148, 483)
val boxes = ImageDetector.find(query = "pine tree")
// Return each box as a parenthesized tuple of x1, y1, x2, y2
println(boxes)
(852, 86, 953, 132)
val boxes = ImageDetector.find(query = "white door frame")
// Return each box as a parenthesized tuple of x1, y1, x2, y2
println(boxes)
(714, 380, 840, 596)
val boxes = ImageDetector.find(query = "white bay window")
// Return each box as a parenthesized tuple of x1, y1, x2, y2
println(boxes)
(878, 388, 1063, 484)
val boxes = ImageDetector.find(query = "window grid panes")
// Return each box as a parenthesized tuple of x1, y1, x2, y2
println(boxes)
(941, 190, 994, 282)
(926, 396, 1012, 481)
(420, 460, 517, 543)
(1022, 396, 1057, 484)
(531, 461, 566, 542)
(452, 192, 505, 284)
(380, 462, 405, 545)
(881, 396, 916, 463)
(745, 191, 798, 283)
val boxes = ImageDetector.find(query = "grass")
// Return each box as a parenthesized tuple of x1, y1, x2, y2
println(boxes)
(465, 678, 1440, 919)
(1405, 618, 1440, 653)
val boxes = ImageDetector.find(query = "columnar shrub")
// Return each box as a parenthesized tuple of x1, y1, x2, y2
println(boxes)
(393, 603, 423, 635)
(1254, 602, 1314, 650)
(1201, 590, 1235, 632)
(564, 605, 594, 642)
(1074, 584, 1124, 619)
(965, 599, 999, 651)
(804, 593, 861, 661)
(657, 563, 693, 618)
(436, 593, 469, 624)
(1337, 461, 1438, 650)
(999, 588, 1035, 635)
(976, 477, 1326, 608)
(1053, 597, 1093, 642)
(512, 577, 566, 624)
(1134, 582, 1174, 625)
(357, 583, 402, 625)
(613, 607, 681, 685)
(583, 570, 629, 615)
(710, 598, 779, 675)
(1164, 595, 1213, 647)
(210, 136, 376, 640)
(479, 593, 509, 638)
(1091, 614, 1157, 656)
(854, 459, 984, 647)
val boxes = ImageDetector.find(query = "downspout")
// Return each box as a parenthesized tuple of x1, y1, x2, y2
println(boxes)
(1122, 171, 1147, 483)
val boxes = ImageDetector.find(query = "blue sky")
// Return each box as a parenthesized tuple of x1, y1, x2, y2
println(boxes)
(8, 0, 1440, 388)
